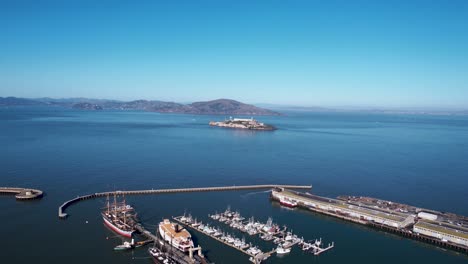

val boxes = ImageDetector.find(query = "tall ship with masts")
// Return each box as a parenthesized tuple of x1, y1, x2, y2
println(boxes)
(102, 193, 137, 238)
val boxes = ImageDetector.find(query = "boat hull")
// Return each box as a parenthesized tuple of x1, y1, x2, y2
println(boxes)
(149, 248, 173, 264)
(103, 215, 133, 238)
(280, 200, 297, 208)
(114, 246, 131, 251)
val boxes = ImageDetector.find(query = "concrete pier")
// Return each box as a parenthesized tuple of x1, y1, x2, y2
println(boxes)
(0, 187, 43, 200)
(58, 184, 312, 218)
(367, 222, 468, 254)
(272, 188, 468, 255)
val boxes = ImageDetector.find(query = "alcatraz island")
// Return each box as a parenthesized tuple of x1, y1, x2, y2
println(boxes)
(209, 117, 276, 130)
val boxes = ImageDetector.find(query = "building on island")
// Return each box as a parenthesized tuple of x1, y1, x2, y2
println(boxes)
(209, 117, 275, 130)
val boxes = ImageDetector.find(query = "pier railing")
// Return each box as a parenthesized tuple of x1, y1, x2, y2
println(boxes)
(58, 184, 311, 218)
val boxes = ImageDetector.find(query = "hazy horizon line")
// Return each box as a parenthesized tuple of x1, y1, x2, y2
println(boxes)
(1, 95, 467, 112)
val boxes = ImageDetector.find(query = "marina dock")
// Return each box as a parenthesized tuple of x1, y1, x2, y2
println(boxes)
(174, 207, 335, 263)
(0, 187, 43, 200)
(58, 184, 311, 218)
(173, 216, 274, 263)
(208, 207, 334, 257)
(301, 239, 335, 255)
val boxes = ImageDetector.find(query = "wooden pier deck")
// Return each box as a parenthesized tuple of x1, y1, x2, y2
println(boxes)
(58, 184, 311, 218)
(0, 187, 43, 200)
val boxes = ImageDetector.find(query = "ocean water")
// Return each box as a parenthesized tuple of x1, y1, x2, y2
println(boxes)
(0, 107, 467, 263)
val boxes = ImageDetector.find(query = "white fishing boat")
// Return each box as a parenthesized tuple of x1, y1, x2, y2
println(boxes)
(276, 244, 291, 255)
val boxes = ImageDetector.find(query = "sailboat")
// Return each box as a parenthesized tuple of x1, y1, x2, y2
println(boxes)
(102, 193, 136, 238)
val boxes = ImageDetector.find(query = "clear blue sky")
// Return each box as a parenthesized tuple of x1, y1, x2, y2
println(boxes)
(1, 0, 467, 108)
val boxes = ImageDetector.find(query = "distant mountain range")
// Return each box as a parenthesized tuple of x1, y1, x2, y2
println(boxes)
(0, 97, 281, 116)
(2, 96, 466, 116)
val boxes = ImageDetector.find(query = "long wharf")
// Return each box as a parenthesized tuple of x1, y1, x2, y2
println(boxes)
(58, 184, 312, 218)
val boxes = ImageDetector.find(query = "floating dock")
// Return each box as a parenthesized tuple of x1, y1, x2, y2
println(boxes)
(0, 187, 43, 200)
(209, 208, 334, 257)
(301, 239, 334, 255)
(58, 184, 311, 218)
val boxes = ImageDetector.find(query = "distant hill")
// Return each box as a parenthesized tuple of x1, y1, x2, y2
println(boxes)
(72, 102, 103, 110)
(102, 100, 191, 113)
(0, 97, 45, 106)
(101, 99, 280, 115)
(189, 99, 280, 115)
(1, 97, 281, 115)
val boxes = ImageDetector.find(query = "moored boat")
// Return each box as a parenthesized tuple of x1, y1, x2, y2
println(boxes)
(148, 247, 177, 264)
(102, 193, 136, 238)
(114, 239, 135, 251)
(276, 244, 291, 255)
(279, 197, 297, 208)
(159, 219, 194, 252)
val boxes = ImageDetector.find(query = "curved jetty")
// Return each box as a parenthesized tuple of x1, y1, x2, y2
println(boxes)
(0, 187, 43, 200)
(58, 184, 311, 219)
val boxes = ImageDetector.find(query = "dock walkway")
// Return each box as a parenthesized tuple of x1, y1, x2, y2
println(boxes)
(58, 184, 311, 218)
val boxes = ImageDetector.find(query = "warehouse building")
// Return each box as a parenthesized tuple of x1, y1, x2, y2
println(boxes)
(272, 188, 414, 229)
(413, 220, 468, 247)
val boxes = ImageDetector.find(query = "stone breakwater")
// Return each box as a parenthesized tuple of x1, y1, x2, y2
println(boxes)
(0, 187, 43, 200)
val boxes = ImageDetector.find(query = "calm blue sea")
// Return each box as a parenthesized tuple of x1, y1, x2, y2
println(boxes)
(0, 107, 467, 263)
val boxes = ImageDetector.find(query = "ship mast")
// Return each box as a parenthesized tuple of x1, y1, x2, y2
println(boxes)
(122, 194, 127, 225)
(106, 193, 110, 215)
(113, 192, 117, 215)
